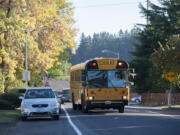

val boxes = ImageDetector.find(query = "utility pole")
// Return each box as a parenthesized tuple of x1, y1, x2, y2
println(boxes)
(25, 29, 28, 89)
(147, 0, 149, 25)
(168, 82, 172, 108)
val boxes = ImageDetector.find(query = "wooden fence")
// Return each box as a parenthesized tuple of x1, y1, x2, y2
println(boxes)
(141, 93, 180, 105)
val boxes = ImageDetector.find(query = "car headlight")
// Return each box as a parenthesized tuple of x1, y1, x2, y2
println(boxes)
(21, 102, 31, 108)
(50, 101, 59, 107)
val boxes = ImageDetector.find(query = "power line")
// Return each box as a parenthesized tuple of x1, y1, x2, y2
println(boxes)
(76, 2, 141, 9)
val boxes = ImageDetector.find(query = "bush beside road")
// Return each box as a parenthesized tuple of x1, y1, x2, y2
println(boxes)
(0, 91, 21, 110)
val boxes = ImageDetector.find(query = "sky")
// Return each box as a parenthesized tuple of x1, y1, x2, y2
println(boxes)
(69, 0, 159, 41)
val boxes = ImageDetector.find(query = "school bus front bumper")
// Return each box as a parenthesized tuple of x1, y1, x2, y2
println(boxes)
(86, 100, 128, 109)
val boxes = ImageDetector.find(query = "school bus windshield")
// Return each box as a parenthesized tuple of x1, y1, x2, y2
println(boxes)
(87, 70, 127, 88)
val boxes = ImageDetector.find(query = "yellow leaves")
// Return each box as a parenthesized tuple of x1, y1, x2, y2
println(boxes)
(158, 41, 165, 51)
(0, 20, 5, 29)
(0, 0, 77, 90)
(0, 33, 5, 45)
(20, 0, 27, 7)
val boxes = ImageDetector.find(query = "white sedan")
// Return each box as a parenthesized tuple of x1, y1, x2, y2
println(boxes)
(19, 87, 60, 121)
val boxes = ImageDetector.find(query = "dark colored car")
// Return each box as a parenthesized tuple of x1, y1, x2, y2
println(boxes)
(60, 88, 70, 104)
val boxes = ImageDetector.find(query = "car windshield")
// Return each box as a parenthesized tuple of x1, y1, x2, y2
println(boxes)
(25, 89, 55, 99)
(88, 70, 127, 88)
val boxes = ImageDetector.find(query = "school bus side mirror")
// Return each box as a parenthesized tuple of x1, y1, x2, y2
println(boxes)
(129, 68, 136, 79)
(129, 81, 134, 86)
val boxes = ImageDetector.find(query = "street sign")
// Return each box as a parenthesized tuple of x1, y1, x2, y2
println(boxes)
(23, 70, 30, 81)
(165, 72, 178, 82)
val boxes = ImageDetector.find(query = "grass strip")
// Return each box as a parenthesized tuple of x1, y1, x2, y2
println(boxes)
(0, 110, 21, 124)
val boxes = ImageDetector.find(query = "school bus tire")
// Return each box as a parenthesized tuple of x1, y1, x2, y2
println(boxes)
(118, 105, 124, 113)
(78, 104, 82, 110)
(81, 95, 88, 113)
(72, 94, 77, 110)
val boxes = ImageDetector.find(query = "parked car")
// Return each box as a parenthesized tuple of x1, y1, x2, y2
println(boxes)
(130, 96, 142, 103)
(60, 88, 70, 103)
(59, 94, 64, 104)
(53, 90, 62, 113)
(19, 87, 60, 121)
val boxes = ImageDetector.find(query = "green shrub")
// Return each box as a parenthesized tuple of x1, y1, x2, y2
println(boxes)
(0, 92, 21, 109)
(0, 99, 13, 109)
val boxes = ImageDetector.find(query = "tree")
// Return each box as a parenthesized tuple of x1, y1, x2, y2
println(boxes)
(132, 0, 180, 93)
(70, 30, 136, 66)
(0, 0, 76, 93)
(151, 36, 180, 91)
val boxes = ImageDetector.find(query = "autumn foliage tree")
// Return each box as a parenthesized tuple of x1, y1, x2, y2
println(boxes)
(0, 0, 76, 93)
(151, 36, 180, 89)
(132, 0, 180, 93)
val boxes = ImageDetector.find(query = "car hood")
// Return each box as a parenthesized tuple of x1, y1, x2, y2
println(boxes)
(22, 98, 56, 104)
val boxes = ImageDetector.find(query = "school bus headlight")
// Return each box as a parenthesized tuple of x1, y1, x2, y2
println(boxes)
(89, 97, 93, 100)
(123, 96, 127, 100)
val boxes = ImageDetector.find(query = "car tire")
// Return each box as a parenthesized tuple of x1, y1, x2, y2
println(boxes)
(54, 115, 59, 120)
(59, 108, 62, 114)
(61, 100, 64, 104)
(21, 116, 27, 121)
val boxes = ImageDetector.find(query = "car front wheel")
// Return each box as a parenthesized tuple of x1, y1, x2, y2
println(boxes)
(54, 115, 59, 120)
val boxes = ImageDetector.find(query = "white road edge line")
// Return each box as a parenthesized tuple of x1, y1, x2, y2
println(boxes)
(62, 106, 83, 135)
(127, 107, 180, 120)
(144, 110, 180, 120)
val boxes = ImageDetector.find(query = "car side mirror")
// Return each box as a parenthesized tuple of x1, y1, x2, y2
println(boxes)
(19, 96, 24, 100)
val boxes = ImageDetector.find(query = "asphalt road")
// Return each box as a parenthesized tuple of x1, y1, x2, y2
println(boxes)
(2, 103, 180, 135)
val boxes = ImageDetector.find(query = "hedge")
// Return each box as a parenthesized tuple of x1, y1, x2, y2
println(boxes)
(0, 92, 21, 110)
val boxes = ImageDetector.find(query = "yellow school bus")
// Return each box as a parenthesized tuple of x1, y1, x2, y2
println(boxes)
(70, 58, 131, 113)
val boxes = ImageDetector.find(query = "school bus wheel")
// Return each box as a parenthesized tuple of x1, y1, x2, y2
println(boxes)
(118, 105, 124, 113)
(72, 93, 77, 110)
(81, 95, 89, 113)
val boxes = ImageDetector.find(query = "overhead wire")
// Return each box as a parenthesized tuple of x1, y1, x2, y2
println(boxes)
(76, 2, 140, 9)
(74, 0, 158, 9)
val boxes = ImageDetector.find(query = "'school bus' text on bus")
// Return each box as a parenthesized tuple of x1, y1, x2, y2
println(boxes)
(70, 58, 132, 113)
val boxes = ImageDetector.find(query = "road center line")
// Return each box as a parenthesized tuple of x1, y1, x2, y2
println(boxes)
(62, 106, 83, 135)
